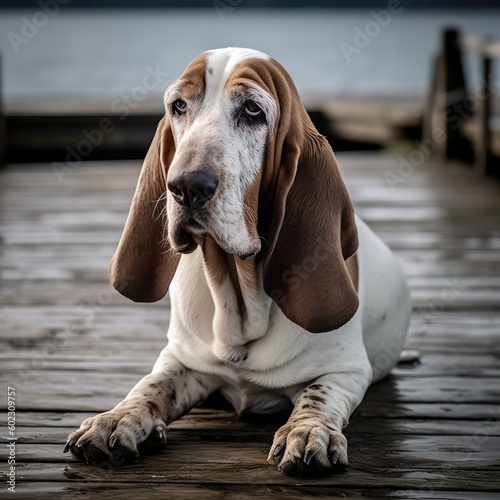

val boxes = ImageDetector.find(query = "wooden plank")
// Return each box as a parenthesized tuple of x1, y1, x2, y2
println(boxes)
(6, 462, 500, 491)
(4, 371, 500, 404)
(9, 483, 500, 500)
(2, 333, 498, 357)
(5, 395, 500, 428)
(2, 418, 499, 446)
(355, 402, 500, 421)
(2, 352, 499, 377)
(3, 373, 498, 406)
(5, 430, 500, 470)
(2, 390, 499, 416)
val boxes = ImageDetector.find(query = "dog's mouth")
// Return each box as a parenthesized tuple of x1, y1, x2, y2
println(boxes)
(184, 216, 205, 233)
(170, 213, 207, 254)
(169, 205, 261, 259)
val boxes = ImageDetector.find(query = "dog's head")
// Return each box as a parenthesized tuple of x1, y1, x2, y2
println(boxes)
(110, 47, 359, 333)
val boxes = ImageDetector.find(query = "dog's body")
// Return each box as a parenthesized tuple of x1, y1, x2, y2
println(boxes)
(65, 48, 411, 477)
(167, 215, 409, 411)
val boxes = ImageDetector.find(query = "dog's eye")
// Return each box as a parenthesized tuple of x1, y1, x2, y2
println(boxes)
(243, 101, 262, 120)
(172, 99, 187, 116)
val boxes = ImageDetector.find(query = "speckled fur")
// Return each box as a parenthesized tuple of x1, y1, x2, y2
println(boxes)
(65, 48, 411, 477)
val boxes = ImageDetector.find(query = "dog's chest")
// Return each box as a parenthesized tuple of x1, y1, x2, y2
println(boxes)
(168, 251, 346, 394)
(169, 250, 272, 356)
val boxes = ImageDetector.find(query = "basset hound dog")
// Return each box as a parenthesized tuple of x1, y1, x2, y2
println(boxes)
(65, 47, 411, 477)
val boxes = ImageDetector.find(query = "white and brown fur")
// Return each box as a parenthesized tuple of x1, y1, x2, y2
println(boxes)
(65, 48, 411, 477)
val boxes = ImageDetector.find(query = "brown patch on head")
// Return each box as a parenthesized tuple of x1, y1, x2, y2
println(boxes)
(222, 57, 300, 248)
(176, 52, 208, 102)
(223, 57, 308, 241)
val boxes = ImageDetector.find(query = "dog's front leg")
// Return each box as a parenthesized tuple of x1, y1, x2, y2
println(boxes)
(268, 363, 372, 477)
(64, 349, 217, 465)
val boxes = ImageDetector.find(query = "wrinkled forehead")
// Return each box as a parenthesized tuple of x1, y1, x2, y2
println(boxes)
(165, 47, 276, 104)
(206, 47, 271, 87)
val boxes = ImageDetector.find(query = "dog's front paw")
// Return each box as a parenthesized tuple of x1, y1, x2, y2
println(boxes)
(63, 404, 168, 466)
(268, 419, 348, 477)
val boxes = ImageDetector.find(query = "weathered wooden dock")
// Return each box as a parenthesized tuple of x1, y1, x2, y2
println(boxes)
(1, 153, 500, 498)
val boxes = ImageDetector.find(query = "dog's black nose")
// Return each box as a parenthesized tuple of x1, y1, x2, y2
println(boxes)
(167, 171, 219, 209)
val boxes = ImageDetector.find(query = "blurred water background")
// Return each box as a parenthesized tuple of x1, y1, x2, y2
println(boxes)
(0, 7, 499, 109)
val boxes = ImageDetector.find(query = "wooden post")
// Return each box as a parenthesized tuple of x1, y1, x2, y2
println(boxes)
(442, 28, 472, 162)
(0, 51, 5, 166)
(422, 28, 473, 164)
(422, 53, 447, 160)
(474, 39, 492, 175)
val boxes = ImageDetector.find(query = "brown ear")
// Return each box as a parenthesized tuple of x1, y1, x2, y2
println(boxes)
(263, 129, 359, 333)
(109, 117, 180, 302)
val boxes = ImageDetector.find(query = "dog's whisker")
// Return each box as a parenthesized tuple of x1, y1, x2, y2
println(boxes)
(151, 192, 169, 221)
(242, 204, 258, 225)
(154, 204, 168, 223)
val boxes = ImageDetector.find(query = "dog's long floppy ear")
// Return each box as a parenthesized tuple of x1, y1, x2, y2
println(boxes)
(109, 117, 180, 302)
(263, 126, 359, 333)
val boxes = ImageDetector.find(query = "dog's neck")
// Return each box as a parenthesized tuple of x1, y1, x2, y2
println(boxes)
(199, 235, 272, 363)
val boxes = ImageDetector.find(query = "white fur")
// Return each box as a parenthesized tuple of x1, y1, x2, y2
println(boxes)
(67, 48, 411, 476)
(167, 215, 411, 408)
(164, 48, 278, 363)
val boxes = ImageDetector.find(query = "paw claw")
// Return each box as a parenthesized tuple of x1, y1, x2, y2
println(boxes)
(267, 442, 285, 463)
(304, 449, 316, 466)
(269, 420, 348, 477)
(154, 423, 168, 443)
(63, 433, 81, 453)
